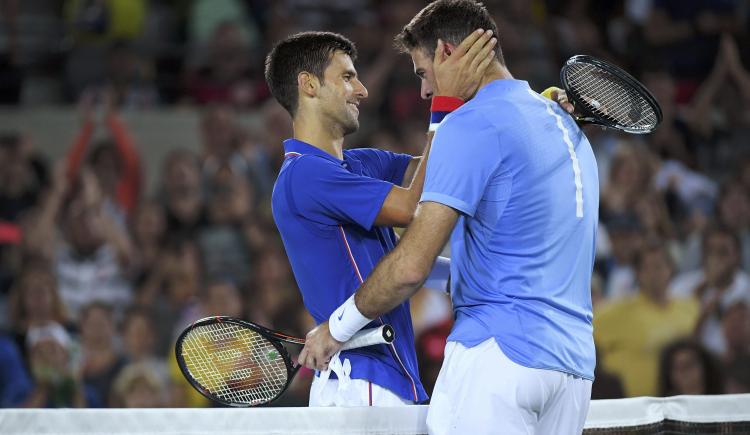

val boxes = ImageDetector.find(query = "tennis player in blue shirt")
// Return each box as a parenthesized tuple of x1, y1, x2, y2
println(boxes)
(265, 30, 497, 406)
(300, 1, 598, 433)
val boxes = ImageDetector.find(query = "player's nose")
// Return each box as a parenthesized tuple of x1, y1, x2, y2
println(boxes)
(421, 81, 433, 100)
(355, 79, 368, 99)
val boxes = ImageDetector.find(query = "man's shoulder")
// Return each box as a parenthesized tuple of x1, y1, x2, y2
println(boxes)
(278, 154, 340, 180)
(344, 147, 386, 160)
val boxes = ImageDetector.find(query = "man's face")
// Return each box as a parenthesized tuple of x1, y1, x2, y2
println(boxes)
(317, 51, 368, 135)
(637, 249, 672, 296)
(704, 233, 739, 284)
(410, 48, 436, 100)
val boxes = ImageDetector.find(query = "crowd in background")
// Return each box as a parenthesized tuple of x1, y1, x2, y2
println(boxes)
(1, 0, 750, 408)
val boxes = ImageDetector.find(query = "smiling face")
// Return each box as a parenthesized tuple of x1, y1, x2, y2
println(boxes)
(316, 50, 368, 136)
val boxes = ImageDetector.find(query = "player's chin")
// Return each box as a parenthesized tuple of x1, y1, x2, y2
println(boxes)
(342, 119, 360, 136)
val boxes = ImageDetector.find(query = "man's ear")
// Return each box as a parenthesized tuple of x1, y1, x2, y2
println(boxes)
(298, 72, 318, 97)
(443, 41, 457, 56)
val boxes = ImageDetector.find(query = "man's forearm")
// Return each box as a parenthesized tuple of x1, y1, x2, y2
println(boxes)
(354, 242, 427, 319)
(404, 132, 433, 201)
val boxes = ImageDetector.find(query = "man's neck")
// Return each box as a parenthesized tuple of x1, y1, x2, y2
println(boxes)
(643, 288, 669, 308)
(292, 112, 345, 160)
(472, 62, 514, 97)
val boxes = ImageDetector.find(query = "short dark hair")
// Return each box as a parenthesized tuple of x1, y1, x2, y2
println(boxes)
(264, 31, 357, 117)
(394, 0, 504, 64)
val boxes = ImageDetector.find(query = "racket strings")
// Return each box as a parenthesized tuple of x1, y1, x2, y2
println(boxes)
(180, 323, 289, 405)
(566, 63, 659, 131)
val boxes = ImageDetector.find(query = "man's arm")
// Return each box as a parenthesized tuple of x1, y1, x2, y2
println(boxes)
(358, 201, 457, 316)
(298, 201, 459, 370)
(401, 157, 421, 189)
(374, 134, 433, 228)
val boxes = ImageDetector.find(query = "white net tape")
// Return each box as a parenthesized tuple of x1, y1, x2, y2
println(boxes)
(1, 394, 749, 435)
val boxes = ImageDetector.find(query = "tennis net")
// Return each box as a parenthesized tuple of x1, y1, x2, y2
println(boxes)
(0, 394, 748, 434)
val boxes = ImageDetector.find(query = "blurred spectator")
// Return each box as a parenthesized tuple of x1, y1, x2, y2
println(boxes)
(0, 133, 49, 227)
(8, 261, 69, 349)
(175, 279, 243, 336)
(63, 0, 148, 101)
(634, 192, 677, 245)
(0, 133, 49, 295)
(185, 21, 265, 108)
(643, 0, 742, 100)
(549, 0, 611, 62)
(671, 226, 750, 355)
(199, 171, 254, 286)
(721, 300, 750, 365)
(138, 237, 202, 356)
(597, 213, 643, 299)
(161, 149, 206, 239)
(658, 338, 723, 396)
(595, 242, 699, 396)
(641, 63, 698, 170)
(67, 90, 143, 223)
(129, 198, 166, 280)
(680, 180, 750, 273)
(245, 242, 301, 332)
(24, 323, 100, 407)
(200, 105, 274, 197)
(487, 0, 556, 90)
(54, 177, 135, 320)
(0, 334, 33, 407)
(110, 362, 166, 407)
(106, 41, 159, 107)
(600, 143, 654, 223)
(681, 35, 750, 175)
(120, 306, 168, 383)
(78, 302, 126, 405)
(188, 0, 260, 47)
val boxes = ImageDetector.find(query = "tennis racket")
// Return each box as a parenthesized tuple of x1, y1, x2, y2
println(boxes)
(560, 55, 662, 134)
(175, 316, 394, 407)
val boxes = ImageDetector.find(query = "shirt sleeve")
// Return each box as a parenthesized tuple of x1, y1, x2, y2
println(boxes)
(346, 148, 413, 185)
(420, 113, 502, 216)
(288, 155, 394, 231)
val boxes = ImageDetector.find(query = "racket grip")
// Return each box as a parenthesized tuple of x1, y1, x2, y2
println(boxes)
(341, 324, 394, 350)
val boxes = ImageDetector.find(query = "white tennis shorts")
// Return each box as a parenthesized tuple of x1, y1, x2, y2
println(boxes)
(309, 351, 412, 406)
(426, 338, 591, 435)
(309, 376, 412, 406)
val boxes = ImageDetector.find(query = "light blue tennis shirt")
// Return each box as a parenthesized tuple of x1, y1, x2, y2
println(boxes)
(421, 79, 598, 380)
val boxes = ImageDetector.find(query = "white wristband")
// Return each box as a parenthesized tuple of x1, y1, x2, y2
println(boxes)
(329, 294, 372, 342)
(428, 122, 441, 132)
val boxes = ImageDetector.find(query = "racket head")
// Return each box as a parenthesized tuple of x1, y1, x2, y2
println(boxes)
(561, 55, 663, 134)
(175, 316, 296, 407)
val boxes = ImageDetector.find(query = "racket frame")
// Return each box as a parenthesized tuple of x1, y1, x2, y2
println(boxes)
(560, 54, 663, 134)
(175, 316, 298, 407)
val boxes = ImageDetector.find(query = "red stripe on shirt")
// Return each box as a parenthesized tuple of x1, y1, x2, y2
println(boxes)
(338, 226, 419, 402)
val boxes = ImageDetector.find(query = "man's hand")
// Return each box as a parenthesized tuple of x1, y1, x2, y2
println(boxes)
(433, 29, 497, 100)
(541, 86, 575, 114)
(298, 321, 344, 371)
